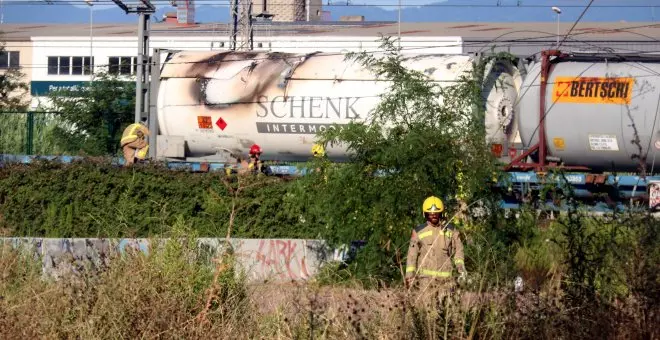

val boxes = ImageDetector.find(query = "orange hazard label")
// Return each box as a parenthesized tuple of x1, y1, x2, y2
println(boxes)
(552, 77, 633, 105)
(197, 116, 212, 129)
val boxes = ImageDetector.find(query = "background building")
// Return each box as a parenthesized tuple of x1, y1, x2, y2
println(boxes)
(1, 39, 32, 106)
(1, 21, 660, 110)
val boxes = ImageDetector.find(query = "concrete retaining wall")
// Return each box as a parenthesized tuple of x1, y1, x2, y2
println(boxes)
(0, 238, 347, 283)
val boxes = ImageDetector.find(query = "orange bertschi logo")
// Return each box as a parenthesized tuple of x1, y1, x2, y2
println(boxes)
(552, 77, 633, 105)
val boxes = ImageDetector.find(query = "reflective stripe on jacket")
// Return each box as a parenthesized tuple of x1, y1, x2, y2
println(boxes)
(405, 221, 465, 280)
(121, 123, 150, 146)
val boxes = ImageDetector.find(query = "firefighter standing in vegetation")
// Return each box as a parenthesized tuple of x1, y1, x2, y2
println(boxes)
(120, 119, 150, 166)
(311, 143, 325, 158)
(405, 196, 467, 299)
(311, 143, 329, 182)
(248, 144, 264, 174)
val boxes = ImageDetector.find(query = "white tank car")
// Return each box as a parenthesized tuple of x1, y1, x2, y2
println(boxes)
(156, 50, 523, 161)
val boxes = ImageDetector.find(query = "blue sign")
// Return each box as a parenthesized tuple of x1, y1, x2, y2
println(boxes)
(30, 81, 90, 96)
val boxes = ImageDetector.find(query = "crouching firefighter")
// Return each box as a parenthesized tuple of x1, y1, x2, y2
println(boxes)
(120, 119, 150, 166)
(405, 196, 467, 301)
(247, 144, 272, 175)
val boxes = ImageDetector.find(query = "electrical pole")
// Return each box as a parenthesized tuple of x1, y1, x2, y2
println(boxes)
(229, 0, 254, 51)
(111, 0, 155, 124)
(85, 0, 94, 82)
(149, 48, 161, 159)
(111, 0, 157, 157)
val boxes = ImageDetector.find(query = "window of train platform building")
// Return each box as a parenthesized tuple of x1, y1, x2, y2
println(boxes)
(0, 51, 20, 69)
(47, 56, 94, 75)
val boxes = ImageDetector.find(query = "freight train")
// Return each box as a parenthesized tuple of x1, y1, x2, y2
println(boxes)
(6, 48, 660, 212)
(155, 50, 522, 162)
(504, 50, 660, 212)
(151, 48, 660, 212)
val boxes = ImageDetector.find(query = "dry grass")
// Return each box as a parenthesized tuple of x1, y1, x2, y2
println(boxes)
(0, 241, 656, 340)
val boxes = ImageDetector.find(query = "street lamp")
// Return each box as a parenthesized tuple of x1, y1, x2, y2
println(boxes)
(552, 6, 561, 47)
(85, 0, 94, 81)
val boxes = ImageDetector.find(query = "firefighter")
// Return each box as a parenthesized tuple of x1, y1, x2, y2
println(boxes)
(248, 144, 264, 174)
(405, 196, 467, 298)
(225, 155, 250, 176)
(311, 143, 325, 158)
(311, 143, 330, 182)
(120, 119, 150, 166)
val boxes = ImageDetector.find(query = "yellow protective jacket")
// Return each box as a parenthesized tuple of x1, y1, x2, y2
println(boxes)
(405, 221, 466, 280)
(120, 123, 150, 147)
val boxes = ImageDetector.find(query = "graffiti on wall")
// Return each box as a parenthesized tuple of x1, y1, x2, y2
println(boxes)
(253, 240, 311, 281)
(0, 237, 339, 283)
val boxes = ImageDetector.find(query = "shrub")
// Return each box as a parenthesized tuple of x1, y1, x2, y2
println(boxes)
(0, 160, 321, 239)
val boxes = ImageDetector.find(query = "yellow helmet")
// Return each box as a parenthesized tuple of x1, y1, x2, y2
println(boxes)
(311, 143, 325, 157)
(422, 196, 444, 214)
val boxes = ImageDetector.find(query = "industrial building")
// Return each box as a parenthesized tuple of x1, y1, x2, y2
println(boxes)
(1, 20, 660, 110)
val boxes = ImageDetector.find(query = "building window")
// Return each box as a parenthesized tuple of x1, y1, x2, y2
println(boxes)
(109, 56, 153, 76)
(0, 51, 20, 69)
(109, 56, 137, 75)
(47, 56, 94, 75)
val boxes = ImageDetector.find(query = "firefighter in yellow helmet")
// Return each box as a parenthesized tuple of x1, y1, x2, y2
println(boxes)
(120, 119, 150, 166)
(311, 143, 331, 183)
(405, 196, 467, 298)
(311, 143, 325, 158)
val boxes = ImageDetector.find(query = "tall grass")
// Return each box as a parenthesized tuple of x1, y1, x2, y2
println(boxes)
(0, 112, 63, 155)
(0, 112, 28, 154)
(1, 211, 657, 339)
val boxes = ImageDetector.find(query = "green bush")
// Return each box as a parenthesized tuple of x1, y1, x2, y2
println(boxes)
(285, 37, 505, 286)
(0, 160, 321, 239)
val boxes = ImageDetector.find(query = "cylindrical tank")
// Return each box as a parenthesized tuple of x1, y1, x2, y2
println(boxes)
(157, 50, 522, 161)
(517, 59, 660, 172)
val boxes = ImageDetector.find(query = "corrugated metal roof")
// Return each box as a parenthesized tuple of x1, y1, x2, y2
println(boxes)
(2, 21, 659, 42)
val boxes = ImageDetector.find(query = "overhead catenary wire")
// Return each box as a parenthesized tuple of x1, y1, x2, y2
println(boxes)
(9, 40, 657, 52)
(4, 21, 660, 47)
(5, 21, 659, 48)
(33, 70, 660, 110)
(15, 47, 660, 71)
(15, 25, 660, 113)
(9, 24, 659, 89)
(515, 0, 621, 154)
(557, 0, 595, 50)
(481, 29, 660, 142)
(3, 0, 660, 7)
(499, 0, 598, 149)
(9, 24, 660, 70)
(11, 24, 660, 179)
(10, 7, 660, 147)
(484, 1, 629, 143)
